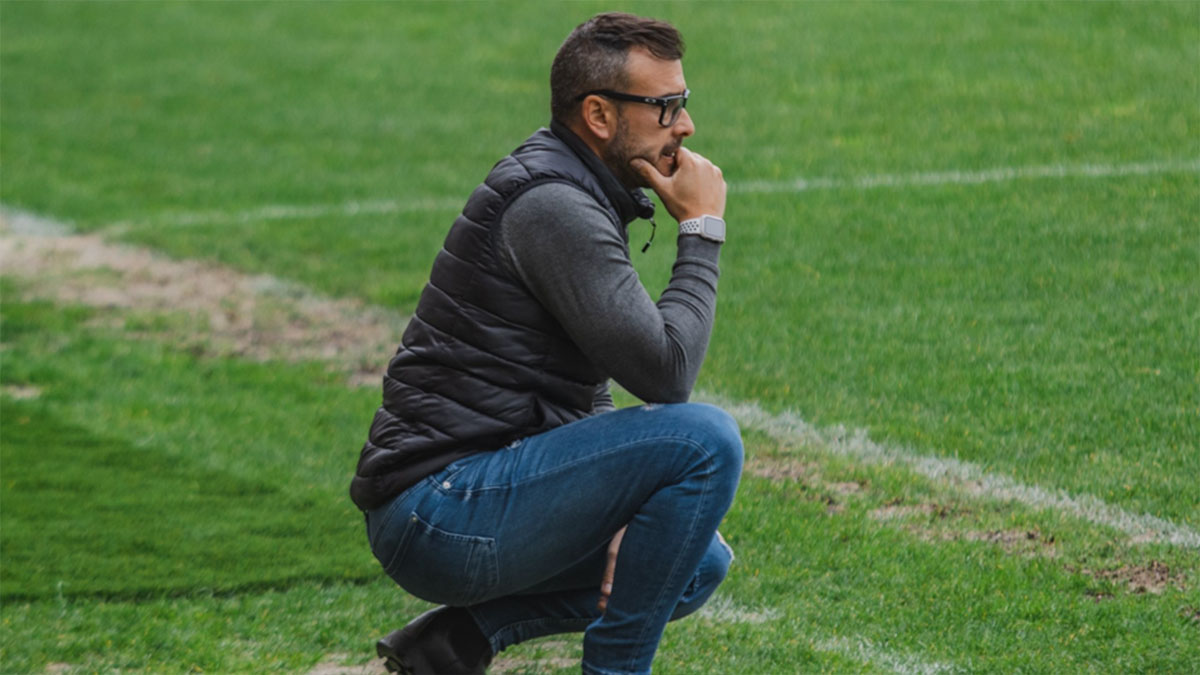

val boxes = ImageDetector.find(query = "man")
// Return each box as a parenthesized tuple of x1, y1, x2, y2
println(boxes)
(351, 12, 742, 675)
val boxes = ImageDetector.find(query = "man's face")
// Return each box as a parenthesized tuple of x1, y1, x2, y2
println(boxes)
(602, 48, 695, 189)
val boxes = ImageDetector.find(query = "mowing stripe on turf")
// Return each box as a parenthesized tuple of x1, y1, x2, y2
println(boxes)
(140, 158, 1200, 227)
(5, 204, 1196, 552)
(699, 393, 1200, 550)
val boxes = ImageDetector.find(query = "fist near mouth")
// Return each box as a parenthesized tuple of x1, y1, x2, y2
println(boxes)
(631, 147, 726, 223)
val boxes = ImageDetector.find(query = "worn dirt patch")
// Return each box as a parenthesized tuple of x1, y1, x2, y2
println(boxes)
(1, 215, 406, 385)
(964, 528, 1057, 555)
(899, 525, 1057, 558)
(870, 501, 961, 521)
(1, 384, 42, 400)
(306, 654, 386, 674)
(965, 528, 1052, 545)
(872, 499, 1057, 556)
(745, 453, 819, 483)
(1079, 560, 1184, 595)
(828, 481, 864, 495)
(492, 639, 579, 672)
(745, 454, 870, 516)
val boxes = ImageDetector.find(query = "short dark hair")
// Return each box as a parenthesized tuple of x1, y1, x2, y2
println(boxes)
(550, 12, 685, 124)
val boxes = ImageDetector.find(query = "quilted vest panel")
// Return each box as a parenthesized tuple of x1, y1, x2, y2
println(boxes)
(350, 128, 622, 510)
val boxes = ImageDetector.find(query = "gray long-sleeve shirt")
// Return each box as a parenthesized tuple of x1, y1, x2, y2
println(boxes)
(497, 182, 722, 406)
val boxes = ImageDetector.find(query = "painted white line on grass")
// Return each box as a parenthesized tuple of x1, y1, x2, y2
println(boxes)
(697, 596, 950, 673)
(695, 593, 781, 625)
(143, 158, 1199, 227)
(2, 207, 74, 236)
(815, 636, 958, 675)
(732, 157, 1200, 193)
(699, 393, 1200, 550)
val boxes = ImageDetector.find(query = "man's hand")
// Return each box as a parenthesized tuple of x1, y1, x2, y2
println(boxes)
(630, 147, 726, 223)
(597, 525, 627, 612)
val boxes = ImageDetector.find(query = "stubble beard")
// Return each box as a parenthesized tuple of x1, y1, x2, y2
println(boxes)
(603, 115, 649, 189)
(603, 114, 680, 190)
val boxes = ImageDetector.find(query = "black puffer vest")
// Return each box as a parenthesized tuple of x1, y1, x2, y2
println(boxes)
(350, 123, 654, 510)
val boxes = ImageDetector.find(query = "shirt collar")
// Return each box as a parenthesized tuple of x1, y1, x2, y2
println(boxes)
(549, 119, 656, 226)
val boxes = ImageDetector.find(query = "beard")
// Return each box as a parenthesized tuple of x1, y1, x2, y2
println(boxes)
(603, 114, 680, 189)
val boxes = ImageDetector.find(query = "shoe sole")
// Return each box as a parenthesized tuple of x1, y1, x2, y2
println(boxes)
(377, 639, 414, 675)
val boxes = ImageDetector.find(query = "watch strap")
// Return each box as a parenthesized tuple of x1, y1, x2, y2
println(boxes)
(679, 215, 726, 243)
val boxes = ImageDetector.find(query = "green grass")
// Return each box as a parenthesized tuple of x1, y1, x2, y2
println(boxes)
(710, 173, 1199, 523)
(0, 293, 378, 600)
(2, 0, 1199, 672)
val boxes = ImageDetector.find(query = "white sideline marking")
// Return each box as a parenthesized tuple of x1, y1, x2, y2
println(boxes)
(699, 393, 1200, 550)
(144, 158, 1200, 227)
(3, 207, 73, 236)
(696, 594, 780, 625)
(691, 595, 946, 672)
(732, 157, 1200, 193)
(815, 636, 958, 675)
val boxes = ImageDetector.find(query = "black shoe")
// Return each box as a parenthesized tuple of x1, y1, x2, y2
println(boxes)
(376, 606, 492, 675)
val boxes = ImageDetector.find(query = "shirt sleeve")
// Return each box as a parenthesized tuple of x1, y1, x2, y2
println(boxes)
(497, 181, 722, 403)
(592, 382, 615, 413)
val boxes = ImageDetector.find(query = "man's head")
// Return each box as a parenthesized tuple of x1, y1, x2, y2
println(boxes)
(551, 13, 695, 188)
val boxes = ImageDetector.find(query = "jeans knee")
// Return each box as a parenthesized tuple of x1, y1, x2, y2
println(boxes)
(679, 403, 743, 483)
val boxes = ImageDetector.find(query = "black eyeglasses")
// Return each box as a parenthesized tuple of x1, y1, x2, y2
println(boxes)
(575, 88, 690, 127)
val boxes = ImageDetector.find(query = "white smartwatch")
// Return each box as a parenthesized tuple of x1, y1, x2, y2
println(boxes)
(678, 215, 726, 243)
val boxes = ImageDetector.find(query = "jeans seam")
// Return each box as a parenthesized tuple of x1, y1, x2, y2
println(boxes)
(478, 615, 592, 654)
(626, 442, 715, 671)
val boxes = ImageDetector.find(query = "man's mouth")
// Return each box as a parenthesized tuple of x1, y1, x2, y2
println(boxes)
(661, 146, 680, 173)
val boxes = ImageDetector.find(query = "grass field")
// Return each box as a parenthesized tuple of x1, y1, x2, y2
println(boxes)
(2, 1, 1198, 672)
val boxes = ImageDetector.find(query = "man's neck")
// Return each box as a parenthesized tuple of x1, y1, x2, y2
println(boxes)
(549, 119, 654, 226)
(561, 120, 608, 163)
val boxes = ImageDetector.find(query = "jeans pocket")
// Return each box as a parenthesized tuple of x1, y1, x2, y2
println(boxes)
(386, 511, 499, 607)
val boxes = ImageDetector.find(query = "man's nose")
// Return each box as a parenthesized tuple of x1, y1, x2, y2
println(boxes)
(674, 107, 695, 137)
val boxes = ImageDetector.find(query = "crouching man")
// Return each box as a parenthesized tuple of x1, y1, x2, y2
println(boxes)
(351, 12, 742, 674)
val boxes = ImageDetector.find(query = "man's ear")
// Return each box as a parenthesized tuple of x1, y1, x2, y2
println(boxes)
(580, 95, 616, 141)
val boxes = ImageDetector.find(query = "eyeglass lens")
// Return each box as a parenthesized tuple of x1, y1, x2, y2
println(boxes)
(662, 97, 687, 127)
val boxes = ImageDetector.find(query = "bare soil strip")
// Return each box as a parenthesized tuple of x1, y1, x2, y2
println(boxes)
(1072, 560, 1185, 595)
(1, 208, 406, 385)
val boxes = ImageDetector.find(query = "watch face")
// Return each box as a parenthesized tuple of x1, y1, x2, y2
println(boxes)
(702, 216, 726, 241)
(680, 216, 725, 242)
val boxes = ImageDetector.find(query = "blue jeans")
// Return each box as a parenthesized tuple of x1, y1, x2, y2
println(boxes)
(365, 403, 743, 675)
